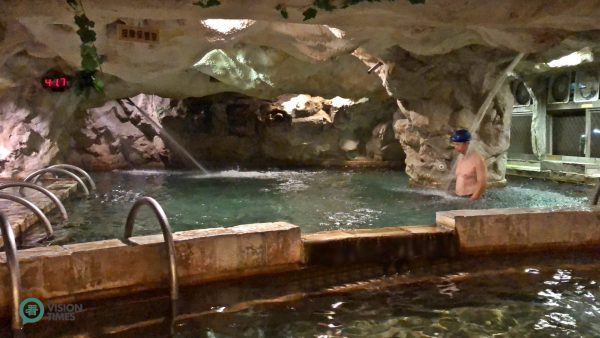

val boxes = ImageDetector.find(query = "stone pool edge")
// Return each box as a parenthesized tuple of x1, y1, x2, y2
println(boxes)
(0, 180, 79, 248)
(437, 207, 600, 254)
(0, 221, 303, 317)
(2, 206, 600, 318)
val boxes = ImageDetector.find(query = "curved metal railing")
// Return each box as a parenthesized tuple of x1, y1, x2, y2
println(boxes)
(0, 193, 53, 238)
(47, 164, 96, 191)
(592, 179, 600, 205)
(0, 182, 68, 221)
(0, 212, 23, 330)
(22, 168, 89, 196)
(123, 197, 178, 300)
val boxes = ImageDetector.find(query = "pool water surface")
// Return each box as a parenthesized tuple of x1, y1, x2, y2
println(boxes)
(14, 252, 600, 337)
(29, 169, 590, 244)
(183, 254, 600, 337)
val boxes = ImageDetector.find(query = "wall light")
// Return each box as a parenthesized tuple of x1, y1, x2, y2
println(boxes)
(546, 47, 593, 68)
(0, 146, 11, 160)
(200, 19, 255, 35)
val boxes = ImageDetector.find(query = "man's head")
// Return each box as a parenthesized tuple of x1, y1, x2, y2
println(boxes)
(450, 129, 471, 154)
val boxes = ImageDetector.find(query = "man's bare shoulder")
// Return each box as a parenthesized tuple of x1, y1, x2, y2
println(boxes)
(467, 150, 484, 162)
(475, 151, 485, 163)
(472, 151, 487, 173)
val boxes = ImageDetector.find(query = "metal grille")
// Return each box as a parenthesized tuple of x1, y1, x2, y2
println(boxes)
(551, 112, 586, 156)
(508, 114, 533, 155)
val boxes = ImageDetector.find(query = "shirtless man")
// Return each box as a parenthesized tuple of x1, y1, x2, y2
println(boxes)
(450, 129, 487, 201)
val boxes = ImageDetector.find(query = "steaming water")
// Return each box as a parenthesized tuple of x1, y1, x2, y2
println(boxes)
(29, 169, 590, 245)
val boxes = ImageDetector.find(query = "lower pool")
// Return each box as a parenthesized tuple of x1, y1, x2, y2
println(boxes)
(12, 251, 600, 337)
(29, 169, 590, 244)
(192, 254, 600, 338)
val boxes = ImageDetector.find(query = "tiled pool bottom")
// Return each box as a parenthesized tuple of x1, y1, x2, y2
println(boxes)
(12, 251, 600, 338)
(28, 169, 590, 245)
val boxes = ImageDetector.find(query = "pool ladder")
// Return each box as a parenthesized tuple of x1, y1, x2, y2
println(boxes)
(124, 197, 179, 334)
(0, 163, 98, 239)
(0, 169, 178, 331)
(124, 196, 179, 301)
(23, 167, 92, 196)
(0, 192, 55, 239)
(592, 179, 600, 205)
(0, 164, 96, 241)
(0, 212, 23, 331)
(0, 164, 94, 330)
(0, 182, 68, 222)
(0, 181, 73, 241)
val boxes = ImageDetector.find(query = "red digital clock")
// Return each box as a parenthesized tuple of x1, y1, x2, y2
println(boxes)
(41, 75, 71, 92)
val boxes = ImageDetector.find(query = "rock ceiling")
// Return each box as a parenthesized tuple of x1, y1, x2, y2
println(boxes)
(2, 0, 600, 100)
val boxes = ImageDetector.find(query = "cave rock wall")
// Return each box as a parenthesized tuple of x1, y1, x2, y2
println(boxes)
(381, 46, 514, 186)
(66, 93, 404, 170)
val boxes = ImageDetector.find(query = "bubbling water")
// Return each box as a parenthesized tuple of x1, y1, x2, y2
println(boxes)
(23, 170, 589, 246)
(439, 53, 526, 194)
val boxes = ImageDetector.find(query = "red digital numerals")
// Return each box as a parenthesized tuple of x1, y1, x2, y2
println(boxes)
(41, 76, 70, 91)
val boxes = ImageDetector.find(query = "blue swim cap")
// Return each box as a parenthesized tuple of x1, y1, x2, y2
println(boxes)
(450, 129, 471, 143)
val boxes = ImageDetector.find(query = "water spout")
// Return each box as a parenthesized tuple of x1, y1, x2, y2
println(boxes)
(367, 62, 383, 74)
(120, 98, 209, 175)
(440, 53, 525, 192)
(469, 53, 526, 133)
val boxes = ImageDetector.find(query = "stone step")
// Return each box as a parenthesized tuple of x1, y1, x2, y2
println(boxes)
(541, 160, 600, 174)
(436, 207, 600, 254)
(0, 180, 80, 248)
(302, 226, 456, 266)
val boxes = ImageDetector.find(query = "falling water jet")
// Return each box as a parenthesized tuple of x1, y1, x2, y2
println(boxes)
(120, 98, 210, 175)
(440, 158, 458, 193)
(441, 53, 526, 192)
(469, 53, 526, 133)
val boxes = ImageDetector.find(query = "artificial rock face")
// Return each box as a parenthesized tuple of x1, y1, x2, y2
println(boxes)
(65, 95, 170, 170)
(1, 0, 600, 181)
(382, 46, 514, 186)
(66, 93, 401, 170)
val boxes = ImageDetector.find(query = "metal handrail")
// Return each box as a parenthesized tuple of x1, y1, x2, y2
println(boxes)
(47, 164, 96, 191)
(0, 212, 23, 330)
(0, 182, 68, 221)
(0, 193, 54, 238)
(22, 168, 90, 196)
(592, 179, 600, 205)
(123, 197, 178, 300)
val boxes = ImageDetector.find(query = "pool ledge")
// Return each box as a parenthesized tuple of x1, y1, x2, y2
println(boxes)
(0, 180, 79, 247)
(302, 226, 457, 266)
(436, 207, 600, 254)
(3, 206, 600, 319)
(0, 221, 303, 317)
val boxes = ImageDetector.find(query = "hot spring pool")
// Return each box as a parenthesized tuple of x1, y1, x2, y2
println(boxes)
(28, 169, 590, 245)
(14, 251, 600, 337)
(182, 254, 600, 337)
